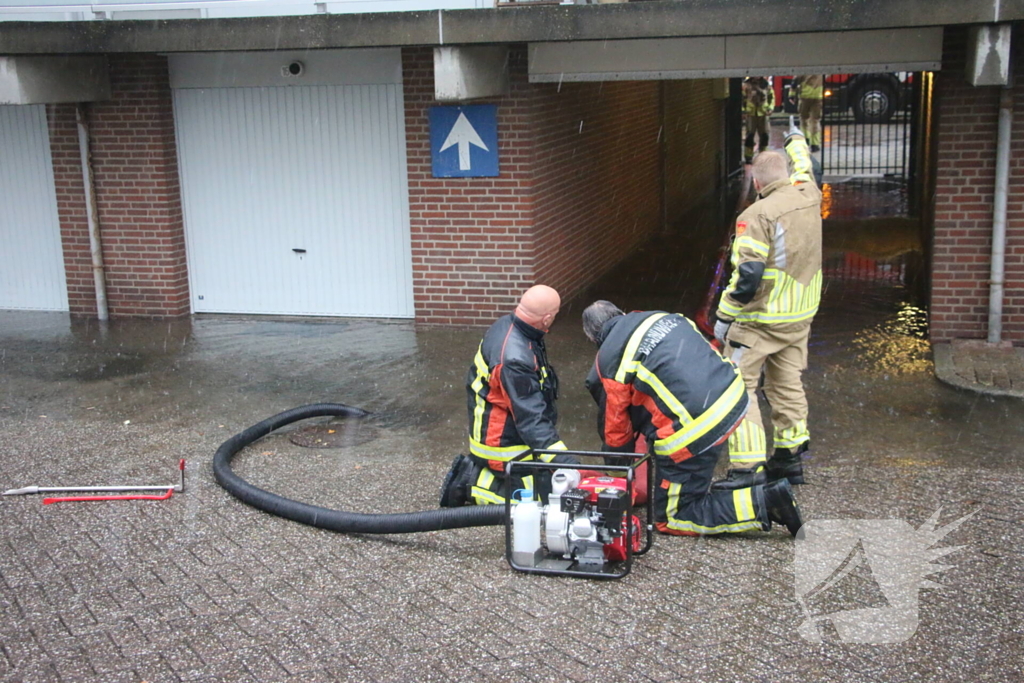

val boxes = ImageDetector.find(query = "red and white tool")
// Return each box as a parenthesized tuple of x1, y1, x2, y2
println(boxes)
(2, 459, 185, 503)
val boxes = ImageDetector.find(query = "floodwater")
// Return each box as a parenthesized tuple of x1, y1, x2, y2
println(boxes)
(0, 177, 1020, 498)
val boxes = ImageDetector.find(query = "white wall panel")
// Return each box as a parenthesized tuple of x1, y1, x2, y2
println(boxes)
(0, 104, 68, 311)
(174, 82, 413, 317)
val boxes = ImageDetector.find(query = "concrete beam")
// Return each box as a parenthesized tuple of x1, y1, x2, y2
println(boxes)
(966, 24, 1013, 86)
(434, 46, 509, 102)
(0, 55, 109, 104)
(0, 0, 1023, 55)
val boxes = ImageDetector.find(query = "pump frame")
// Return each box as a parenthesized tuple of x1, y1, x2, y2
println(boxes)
(503, 449, 654, 580)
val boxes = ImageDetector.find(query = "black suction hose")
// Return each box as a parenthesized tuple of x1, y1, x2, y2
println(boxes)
(213, 403, 504, 533)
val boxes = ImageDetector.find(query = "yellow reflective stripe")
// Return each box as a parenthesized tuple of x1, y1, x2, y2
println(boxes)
(636, 363, 693, 423)
(470, 344, 490, 442)
(736, 235, 770, 258)
(733, 488, 756, 522)
(614, 313, 669, 382)
(471, 487, 506, 505)
(733, 270, 821, 324)
(538, 441, 567, 462)
(718, 295, 743, 318)
(665, 481, 680, 520)
(471, 470, 534, 505)
(787, 136, 814, 184)
(732, 455, 768, 464)
(727, 419, 766, 460)
(775, 420, 810, 448)
(468, 438, 529, 461)
(654, 374, 746, 455)
(664, 518, 765, 534)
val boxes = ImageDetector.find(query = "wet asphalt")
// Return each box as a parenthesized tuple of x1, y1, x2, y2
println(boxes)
(1, 180, 1022, 682)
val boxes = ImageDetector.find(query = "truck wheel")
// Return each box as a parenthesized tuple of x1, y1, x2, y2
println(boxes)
(853, 82, 896, 123)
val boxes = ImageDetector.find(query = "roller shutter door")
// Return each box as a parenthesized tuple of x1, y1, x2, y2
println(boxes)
(0, 105, 68, 311)
(172, 50, 412, 317)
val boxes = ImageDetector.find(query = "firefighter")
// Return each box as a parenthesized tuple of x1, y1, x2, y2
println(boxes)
(440, 285, 578, 507)
(582, 300, 803, 537)
(790, 74, 824, 152)
(711, 125, 822, 492)
(744, 76, 775, 164)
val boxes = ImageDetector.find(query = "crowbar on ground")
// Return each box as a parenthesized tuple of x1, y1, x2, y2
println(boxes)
(43, 488, 176, 504)
(2, 459, 186, 497)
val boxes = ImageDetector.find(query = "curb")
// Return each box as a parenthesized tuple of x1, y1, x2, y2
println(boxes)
(932, 341, 1024, 399)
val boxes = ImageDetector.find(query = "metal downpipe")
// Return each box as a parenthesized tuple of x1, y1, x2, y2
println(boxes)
(988, 86, 1013, 344)
(76, 103, 108, 322)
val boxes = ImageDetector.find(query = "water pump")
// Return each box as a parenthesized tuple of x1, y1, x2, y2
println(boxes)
(505, 454, 653, 579)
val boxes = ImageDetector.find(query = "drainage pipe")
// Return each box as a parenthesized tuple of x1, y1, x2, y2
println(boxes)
(988, 86, 1013, 344)
(213, 403, 504, 534)
(76, 103, 108, 322)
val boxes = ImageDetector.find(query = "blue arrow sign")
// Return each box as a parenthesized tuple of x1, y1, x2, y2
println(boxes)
(430, 105, 499, 178)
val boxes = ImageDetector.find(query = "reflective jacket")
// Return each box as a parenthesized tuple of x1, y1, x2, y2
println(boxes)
(466, 313, 566, 464)
(744, 82, 775, 117)
(717, 136, 822, 328)
(793, 74, 824, 100)
(585, 312, 747, 461)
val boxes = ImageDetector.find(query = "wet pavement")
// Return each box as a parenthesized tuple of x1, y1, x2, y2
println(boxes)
(2, 185, 1023, 682)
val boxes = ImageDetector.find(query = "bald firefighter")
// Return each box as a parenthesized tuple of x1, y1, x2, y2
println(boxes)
(712, 126, 822, 491)
(582, 301, 803, 537)
(440, 285, 578, 507)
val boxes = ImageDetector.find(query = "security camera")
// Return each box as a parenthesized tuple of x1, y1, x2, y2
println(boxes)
(282, 61, 305, 78)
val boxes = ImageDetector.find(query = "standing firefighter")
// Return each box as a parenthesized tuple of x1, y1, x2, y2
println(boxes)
(744, 77, 776, 164)
(440, 285, 578, 507)
(582, 301, 803, 537)
(712, 126, 822, 491)
(790, 74, 824, 152)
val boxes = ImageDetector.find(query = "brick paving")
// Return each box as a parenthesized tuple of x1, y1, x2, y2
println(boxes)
(934, 339, 1024, 398)
(1, 307, 1022, 682)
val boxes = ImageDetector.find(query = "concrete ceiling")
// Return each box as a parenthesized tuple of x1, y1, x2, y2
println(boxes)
(0, 0, 1021, 54)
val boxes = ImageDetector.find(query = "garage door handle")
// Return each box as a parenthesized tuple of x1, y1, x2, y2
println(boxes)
(292, 248, 307, 254)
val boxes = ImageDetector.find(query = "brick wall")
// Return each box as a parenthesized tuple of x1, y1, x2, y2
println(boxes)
(404, 47, 701, 324)
(931, 27, 1024, 343)
(47, 104, 94, 312)
(663, 79, 724, 224)
(403, 47, 536, 326)
(49, 54, 189, 318)
(531, 80, 663, 304)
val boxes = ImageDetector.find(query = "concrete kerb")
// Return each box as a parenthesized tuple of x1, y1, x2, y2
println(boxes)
(933, 340, 1024, 398)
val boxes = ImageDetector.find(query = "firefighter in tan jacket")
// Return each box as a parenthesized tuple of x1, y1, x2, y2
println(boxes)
(711, 127, 822, 490)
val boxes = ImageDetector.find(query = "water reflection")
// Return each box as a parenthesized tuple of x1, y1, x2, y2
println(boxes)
(852, 303, 932, 375)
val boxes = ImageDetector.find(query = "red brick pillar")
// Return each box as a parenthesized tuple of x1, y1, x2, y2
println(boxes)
(931, 27, 1024, 343)
(48, 104, 95, 314)
(50, 54, 189, 318)
(402, 47, 536, 326)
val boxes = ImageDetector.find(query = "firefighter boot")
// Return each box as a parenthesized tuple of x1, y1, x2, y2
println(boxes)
(765, 443, 807, 486)
(439, 454, 479, 507)
(762, 479, 803, 537)
(710, 465, 766, 491)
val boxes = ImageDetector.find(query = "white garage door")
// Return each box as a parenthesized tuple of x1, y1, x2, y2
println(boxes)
(171, 49, 413, 317)
(0, 105, 68, 311)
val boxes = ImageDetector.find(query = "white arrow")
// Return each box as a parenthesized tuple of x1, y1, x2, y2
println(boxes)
(440, 112, 489, 171)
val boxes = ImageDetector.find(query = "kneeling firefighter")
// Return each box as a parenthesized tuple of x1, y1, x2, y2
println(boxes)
(581, 301, 803, 536)
(441, 285, 579, 507)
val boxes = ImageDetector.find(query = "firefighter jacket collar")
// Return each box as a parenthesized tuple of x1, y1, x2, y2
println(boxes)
(511, 313, 546, 341)
(594, 314, 625, 347)
(757, 177, 791, 200)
